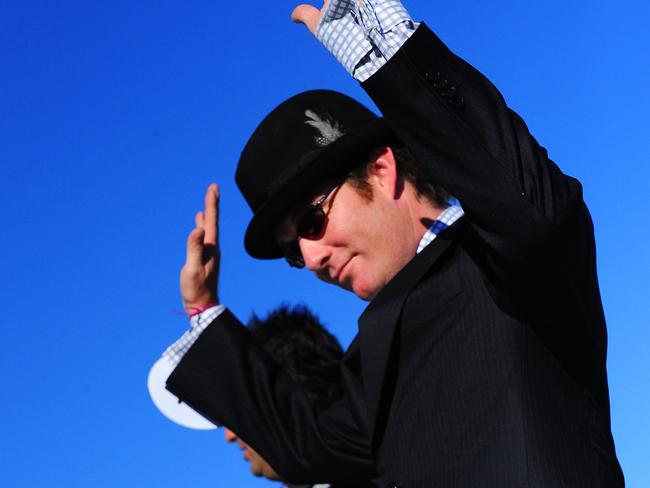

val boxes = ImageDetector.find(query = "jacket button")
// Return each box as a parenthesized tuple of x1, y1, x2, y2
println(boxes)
(436, 78, 449, 91)
(449, 95, 465, 108)
(385, 483, 399, 488)
(425, 70, 441, 84)
(442, 85, 457, 97)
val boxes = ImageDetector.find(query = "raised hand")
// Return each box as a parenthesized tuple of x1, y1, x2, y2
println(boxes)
(291, 0, 330, 35)
(180, 183, 220, 315)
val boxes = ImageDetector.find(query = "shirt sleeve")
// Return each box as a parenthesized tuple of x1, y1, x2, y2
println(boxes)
(162, 304, 226, 367)
(315, 0, 418, 82)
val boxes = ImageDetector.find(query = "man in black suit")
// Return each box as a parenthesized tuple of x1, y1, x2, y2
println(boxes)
(159, 0, 624, 486)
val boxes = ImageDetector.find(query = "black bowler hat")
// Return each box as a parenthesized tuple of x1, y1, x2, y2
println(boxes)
(236, 89, 396, 259)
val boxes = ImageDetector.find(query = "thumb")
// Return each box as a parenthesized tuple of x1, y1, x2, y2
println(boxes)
(186, 227, 205, 265)
(291, 4, 322, 34)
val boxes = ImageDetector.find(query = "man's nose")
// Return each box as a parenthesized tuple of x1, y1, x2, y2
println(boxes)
(299, 238, 331, 273)
(224, 428, 237, 443)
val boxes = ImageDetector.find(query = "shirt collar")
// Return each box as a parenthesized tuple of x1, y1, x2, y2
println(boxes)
(416, 205, 465, 254)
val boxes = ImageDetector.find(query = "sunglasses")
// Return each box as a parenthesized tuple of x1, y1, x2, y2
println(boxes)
(280, 178, 345, 268)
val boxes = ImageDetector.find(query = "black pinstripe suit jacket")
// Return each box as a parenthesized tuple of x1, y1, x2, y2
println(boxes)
(167, 24, 624, 487)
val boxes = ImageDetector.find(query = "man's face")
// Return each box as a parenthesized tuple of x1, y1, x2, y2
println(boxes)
(224, 428, 280, 481)
(275, 151, 418, 301)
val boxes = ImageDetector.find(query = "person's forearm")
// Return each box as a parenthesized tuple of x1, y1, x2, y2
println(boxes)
(166, 309, 376, 484)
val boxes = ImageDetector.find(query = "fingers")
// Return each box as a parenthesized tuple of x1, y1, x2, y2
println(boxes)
(203, 183, 220, 246)
(186, 184, 219, 265)
(186, 226, 206, 266)
(181, 185, 221, 311)
(291, 3, 326, 34)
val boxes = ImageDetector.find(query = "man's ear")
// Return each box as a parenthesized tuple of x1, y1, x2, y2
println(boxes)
(367, 146, 401, 198)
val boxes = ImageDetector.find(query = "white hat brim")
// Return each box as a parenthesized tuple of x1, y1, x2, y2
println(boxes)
(147, 357, 217, 430)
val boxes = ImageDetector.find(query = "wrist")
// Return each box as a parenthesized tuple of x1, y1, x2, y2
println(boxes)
(185, 302, 219, 318)
(182, 289, 219, 316)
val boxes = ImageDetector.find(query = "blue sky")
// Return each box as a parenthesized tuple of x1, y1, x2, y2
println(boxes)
(1, 1, 648, 486)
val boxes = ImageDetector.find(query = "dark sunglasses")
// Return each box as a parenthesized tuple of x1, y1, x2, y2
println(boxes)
(281, 179, 345, 268)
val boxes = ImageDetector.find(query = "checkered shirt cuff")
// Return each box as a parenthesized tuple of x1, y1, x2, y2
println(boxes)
(163, 304, 226, 367)
(315, 0, 418, 82)
(417, 205, 465, 254)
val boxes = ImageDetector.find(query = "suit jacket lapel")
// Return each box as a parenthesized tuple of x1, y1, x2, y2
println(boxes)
(358, 217, 467, 445)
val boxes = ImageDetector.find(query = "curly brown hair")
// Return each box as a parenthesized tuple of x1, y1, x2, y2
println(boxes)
(347, 146, 450, 207)
(247, 305, 344, 411)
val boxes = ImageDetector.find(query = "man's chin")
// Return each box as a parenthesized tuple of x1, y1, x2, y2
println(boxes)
(327, 266, 378, 300)
(352, 281, 379, 301)
(249, 463, 280, 481)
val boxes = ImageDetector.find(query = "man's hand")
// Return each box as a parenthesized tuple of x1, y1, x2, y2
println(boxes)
(291, 0, 329, 35)
(180, 183, 220, 315)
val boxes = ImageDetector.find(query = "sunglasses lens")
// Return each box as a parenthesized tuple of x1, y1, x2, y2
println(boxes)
(284, 179, 343, 269)
(296, 208, 326, 239)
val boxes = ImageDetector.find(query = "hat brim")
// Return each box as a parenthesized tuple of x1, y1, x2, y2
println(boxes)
(147, 357, 217, 430)
(244, 117, 395, 259)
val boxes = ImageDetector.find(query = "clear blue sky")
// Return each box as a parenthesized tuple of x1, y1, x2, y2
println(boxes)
(1, 1, 648, 486)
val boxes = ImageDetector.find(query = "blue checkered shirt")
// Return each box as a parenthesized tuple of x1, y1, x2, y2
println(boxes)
(316, 0, 418, 82)
(416, 205, 465, 254)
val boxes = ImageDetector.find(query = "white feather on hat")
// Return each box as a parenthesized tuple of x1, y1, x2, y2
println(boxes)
(304, 109, 344, 146)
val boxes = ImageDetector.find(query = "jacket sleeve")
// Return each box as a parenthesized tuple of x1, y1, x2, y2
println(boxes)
(166, 309, 376, 485)
(361, 24, 615, 404)
(363, 24, 587, 270)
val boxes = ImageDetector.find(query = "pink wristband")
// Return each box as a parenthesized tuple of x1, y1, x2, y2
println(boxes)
(187, 302, 219, 318)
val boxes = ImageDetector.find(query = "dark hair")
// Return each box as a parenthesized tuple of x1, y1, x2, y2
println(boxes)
(348, 145, 450, 207)
(248, 305, 344, 411)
